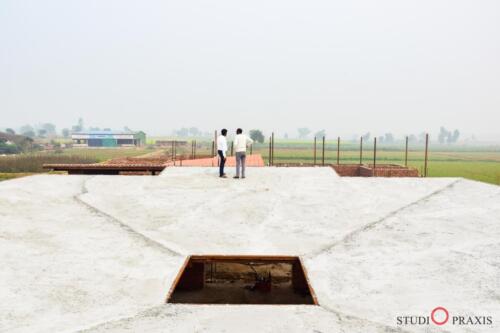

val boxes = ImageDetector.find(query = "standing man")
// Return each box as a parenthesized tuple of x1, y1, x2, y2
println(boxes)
(217, 129, 228, 178)
(233, 128, 253, 179)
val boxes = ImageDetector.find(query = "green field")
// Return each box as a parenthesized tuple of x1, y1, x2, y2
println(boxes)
(1, 142, 499, 185)
(0, 172, 35, 182)
(249, 141, 500, 185)
(0, 148, 158, 174)
(54, 148, 153, 161)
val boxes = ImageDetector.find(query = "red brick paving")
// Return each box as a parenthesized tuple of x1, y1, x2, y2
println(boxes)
(166, 154, 265, 167)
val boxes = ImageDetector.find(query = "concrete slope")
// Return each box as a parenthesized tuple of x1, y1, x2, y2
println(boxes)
(0, 169, 498, 332)
(80, 167, 458, 255)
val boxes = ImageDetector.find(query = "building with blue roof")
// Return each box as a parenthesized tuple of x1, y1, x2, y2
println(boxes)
(71, 130, 146, 148)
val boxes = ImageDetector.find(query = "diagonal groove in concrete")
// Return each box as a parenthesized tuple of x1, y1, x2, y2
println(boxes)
(305, 179, 462, 258)
(74, 305, 167, 333)
(73, 176, 182, 257)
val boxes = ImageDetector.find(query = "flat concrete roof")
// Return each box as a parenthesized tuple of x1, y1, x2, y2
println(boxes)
(0, 168, 498, 332)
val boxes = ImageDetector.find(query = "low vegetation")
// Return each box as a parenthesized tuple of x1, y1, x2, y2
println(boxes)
(0, 154, 98, 173)
(250, 141, 500, 185)
(0, 173, 34, 182)
(0, 141, 498, 185)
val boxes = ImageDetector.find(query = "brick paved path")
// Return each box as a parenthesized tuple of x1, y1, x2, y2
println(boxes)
(166, 154, 265, 167)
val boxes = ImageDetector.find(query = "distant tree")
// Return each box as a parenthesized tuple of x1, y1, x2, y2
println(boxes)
(103, 128, 111, 131)
(378, 136, 385, 143)
(50, 139, 61, 148)
(72, 118, 84, 133)
(89, 127, 101, 131)
(408, 134, 418, 143)
(0, 142, 20, 154)
(284, 133, 289, 139)
(438, 127, 460, 144)
(124, 126, 132, 132)
(5, 128, 15, 135)
(37, 129, 47, 138)
(42, 123, 56, 135)
(23, 130, 36, 138)
(384, 133, 395, 143)
(438, 127, 448, 144)
(419, 132, 427, 143)
(249, 129, 265, 143)
(189, 127, 200, 137)
(20, 125, 35, 136)
(176, 127, 189, 137)
(361, 132, 371, 142)
(297, 128, 311, 139)
(314, 129, 326, 138)
(62, 128, 70, 138)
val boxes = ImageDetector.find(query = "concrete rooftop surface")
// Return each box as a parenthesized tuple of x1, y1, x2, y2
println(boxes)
(0, 167, 499, 332)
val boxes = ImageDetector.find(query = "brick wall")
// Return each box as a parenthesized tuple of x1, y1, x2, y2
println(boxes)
(331, 164, 362, 176)
(332, 164, 419, 178)
(373, 167, 419, 177)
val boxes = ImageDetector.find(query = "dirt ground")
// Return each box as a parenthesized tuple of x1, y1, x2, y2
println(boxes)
(169, 281, 314, 305)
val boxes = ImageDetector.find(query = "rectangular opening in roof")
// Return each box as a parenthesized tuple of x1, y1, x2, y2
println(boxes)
(166, 255, 318, 305)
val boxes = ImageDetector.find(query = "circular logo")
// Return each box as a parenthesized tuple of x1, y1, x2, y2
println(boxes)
(431, 307, 449, 325)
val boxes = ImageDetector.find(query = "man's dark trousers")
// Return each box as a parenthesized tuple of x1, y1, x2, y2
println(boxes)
(218, 150, 226, 176)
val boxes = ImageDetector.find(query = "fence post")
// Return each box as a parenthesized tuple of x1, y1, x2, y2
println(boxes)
(360, 136, 363, 165)
(424, 133, 429, 177)
(313, 136, 317, 165)
(373, 137, 377, 173)
(337, 137, 340, 165)
(214, 130, 217, 156)
(405, 136, 408, 167)
(271, 132, 275, 165)
(322, 136, 325, 166)
(171, 141, 174, 160)
(268, 136, 272, 166)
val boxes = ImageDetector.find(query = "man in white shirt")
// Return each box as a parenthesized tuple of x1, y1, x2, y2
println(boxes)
(217, 129, 228, 178)
(233, 128, 253, 179)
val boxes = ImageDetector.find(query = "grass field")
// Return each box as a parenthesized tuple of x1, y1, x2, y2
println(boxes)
(249, 141, 500, 185)
(0, 172, 35, 182)
(54, 148, 153, 161)
(0, 142, 499, 185)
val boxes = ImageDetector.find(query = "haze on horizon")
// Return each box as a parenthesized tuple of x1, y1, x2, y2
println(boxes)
(1, 0, 499, 141)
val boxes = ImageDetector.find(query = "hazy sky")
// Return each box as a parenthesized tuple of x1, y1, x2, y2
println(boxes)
(1, 0, 499, 140)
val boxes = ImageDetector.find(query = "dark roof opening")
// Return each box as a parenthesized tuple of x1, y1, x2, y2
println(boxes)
(166, 255, 318, 305)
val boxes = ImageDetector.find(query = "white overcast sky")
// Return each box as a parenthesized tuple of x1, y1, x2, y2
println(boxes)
(1, 0, 499, 140)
